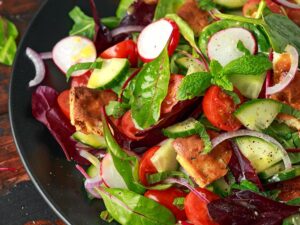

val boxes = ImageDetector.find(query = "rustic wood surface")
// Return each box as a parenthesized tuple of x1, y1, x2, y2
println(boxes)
(0, 0, 64, 224)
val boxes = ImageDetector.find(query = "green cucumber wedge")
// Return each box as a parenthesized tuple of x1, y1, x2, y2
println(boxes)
(215, 0, 247, 8)
(162, 118, 199, 138)
(259, 162, 285, 180)
(266, 166, 300, 183)
(87, 58, 129, 89)
(72, 131, 107, 149)
(235, 136, 283, 173)
(234, 99, 282, 131)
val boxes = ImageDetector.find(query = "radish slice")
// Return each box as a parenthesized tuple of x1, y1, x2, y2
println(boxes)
(266, 45, 299, 95)
(101, 153, 127, 189)
(137, 19, 178, 62)
(52, 36, 97, 76)
(207, 27, 256, 66)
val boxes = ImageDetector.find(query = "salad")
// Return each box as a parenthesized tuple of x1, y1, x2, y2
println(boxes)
(28, 0, 300, 224)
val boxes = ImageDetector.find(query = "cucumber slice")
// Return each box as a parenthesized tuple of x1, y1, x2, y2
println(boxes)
(266, 166, 300, 183)
(259, 162, 285, 180)
(234, 99, 282, 131)
(283, 214, 300, 225)
(150, 139, 178, 173)
(87, 58, 129, 89)
(228, 73, 266, 99)
(72, 131, 107, 149)
(235, 136, 283, 173)
(175, 57, 204, 75)
(162, 118, 199, 138)
(215, 0, 247, 8)
(86, 164, 99, 178)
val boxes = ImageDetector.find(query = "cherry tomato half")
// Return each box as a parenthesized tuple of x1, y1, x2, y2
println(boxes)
(100, 40, 138, 67)
(202, 85, 242, 131)
(184, 188, 219, 225)
(161, 74, 184, 115)
(57, 90, 70, 119)
(138, 146, 160, 186)
(145, 187, 187, 221)
(71, 71, 91, 87)
(120, 110, 144, 140)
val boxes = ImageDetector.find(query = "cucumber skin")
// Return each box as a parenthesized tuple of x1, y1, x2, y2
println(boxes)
(162, 118, 199, 138)
(72, 132, 107, 149)
(88, 59, 129, 90)
(258, 162, 284, 180)
(215, 0, 247, 8)
(266, 166, 300, 184)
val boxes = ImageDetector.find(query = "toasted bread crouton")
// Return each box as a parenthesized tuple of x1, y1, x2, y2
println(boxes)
(277, 113, 300, 131)
(69, 87, 117, 135)
(177, 0, 210, 35)
(173, 135, 232, 187)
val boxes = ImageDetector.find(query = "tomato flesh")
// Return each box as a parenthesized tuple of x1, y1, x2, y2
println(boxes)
(100, 40, 138, 67)
(138, 146, 159, 186)
(57, 90, 71, 119)
(161, 74, 184, 115)
(71, 71, 91, 87)
(202, 85, 242, 131)
(184, 188, 219, 225)
(145, 187, 187, 221)
(120, 110, 144, 140)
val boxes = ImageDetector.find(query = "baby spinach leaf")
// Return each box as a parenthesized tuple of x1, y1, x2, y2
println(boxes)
(132, 47, 170, 129)
(165, 14, 198, 50)
(102, 113, 145, 194)
(116, 0, 135, 19)
(210, 60, 233, 91)
(66, 60, 102, 81)
(177, 72, 211, 100)
(222, 54, 272, 76)
(97, 187, 176, 225)
(154, 0, 185, 20)
(105, 101, 129, 119)
(0, 17, 18, 66)
(263, 13, 300, 53)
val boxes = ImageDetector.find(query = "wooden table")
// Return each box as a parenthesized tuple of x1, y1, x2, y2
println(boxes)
(0, 0, 64, 224)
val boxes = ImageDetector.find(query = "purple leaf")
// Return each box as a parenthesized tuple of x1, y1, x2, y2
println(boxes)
(89, 0, 112, 53)
(207, 190, 300, 225)
(229, 142, 264, 191)
(32, 86, 90, 165)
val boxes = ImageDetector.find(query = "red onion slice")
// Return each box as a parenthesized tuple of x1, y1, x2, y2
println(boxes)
(40, 52, 53, 60)
(211, 129, 292, 170)
(111, 25, 145, 38)
(266, 45, 299, 95)
(26, 47, 46, 87)
(274, 0, 300, 9)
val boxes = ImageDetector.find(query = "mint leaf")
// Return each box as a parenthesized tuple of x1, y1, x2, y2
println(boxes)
(237, 40, 251, 55)
(177, 72, 211, 100)
(210, 60, 233, 91)
(131, 47, 170, 129)
(105, 101, 129, 119)
(222, 54, 272, 76)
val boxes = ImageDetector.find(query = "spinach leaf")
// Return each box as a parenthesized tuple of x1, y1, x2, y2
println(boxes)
(148, 170, 192, 185)
(173, 197, 185, 210)
(116, 0, 135, 19)
(102, 113, 145, 194)
(210, 60, 233, 91)
(132, 47, 170, 129)
(97, 188, 176, 225)
(198, 0, 217, 11)
(105, 101, 129, 119)
(66, 60, 102, 81)
(177, 72, 211, 100)
(222, 54, 272, 76)
(154, 0, 185, 20)
(263, 13, 300, 53)
(199, 19, 270, 56)
(230, 180, 260, 193)
(237, 40, 251, 55)
(0, 17, 18, 66)
(165, 14, 198, 50)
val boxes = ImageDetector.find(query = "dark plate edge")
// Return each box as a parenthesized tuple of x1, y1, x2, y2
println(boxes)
(8, 1, 72, 224)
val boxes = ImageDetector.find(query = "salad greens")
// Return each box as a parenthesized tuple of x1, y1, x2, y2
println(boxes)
(131, 47, 170, 129)
(154, 0, 185, 20)
(0, 16, 18, 66)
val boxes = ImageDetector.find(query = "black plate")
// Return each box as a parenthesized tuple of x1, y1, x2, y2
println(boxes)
(9, 1, 119, 224)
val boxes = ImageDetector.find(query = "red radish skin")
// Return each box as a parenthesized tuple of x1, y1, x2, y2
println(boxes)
(52, 36, 97, 76)
(207, 27, 257, 66)
(137, 19, 180, 62)
(100, 153, 127, 189)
